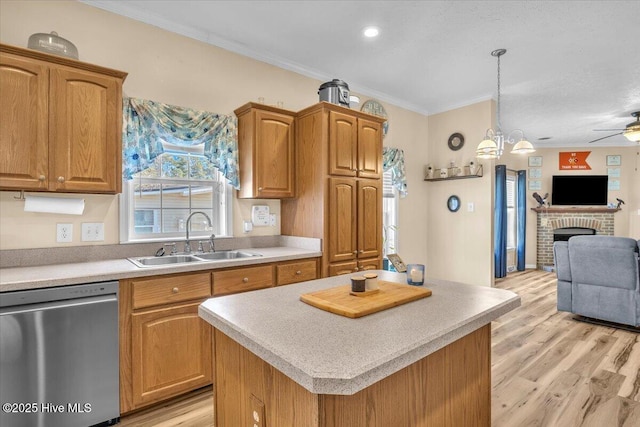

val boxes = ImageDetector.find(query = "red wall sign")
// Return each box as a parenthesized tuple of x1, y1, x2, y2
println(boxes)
(559, 151, 591, 170)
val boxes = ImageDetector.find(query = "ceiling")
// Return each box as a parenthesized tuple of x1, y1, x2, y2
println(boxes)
(84, 0, 640, 148)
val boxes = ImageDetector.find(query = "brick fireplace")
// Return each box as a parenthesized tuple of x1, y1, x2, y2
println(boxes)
(533, 207, 618, 269)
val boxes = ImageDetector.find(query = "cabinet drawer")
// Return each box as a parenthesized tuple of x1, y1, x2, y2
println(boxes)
(276, 259, 318, 286)
(213, 265, 273, 296)
(132, 272, 211, 310)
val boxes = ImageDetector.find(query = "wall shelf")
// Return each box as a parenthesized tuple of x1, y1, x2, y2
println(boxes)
(424, 165, 483, 182)
(531, 207, 621, 213)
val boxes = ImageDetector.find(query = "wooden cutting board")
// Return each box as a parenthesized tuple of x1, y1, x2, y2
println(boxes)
(300, 280, 432, 318)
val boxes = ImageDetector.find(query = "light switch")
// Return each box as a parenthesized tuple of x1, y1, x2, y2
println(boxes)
(467, 202, 475, 212)
(243, 221, 253, 233)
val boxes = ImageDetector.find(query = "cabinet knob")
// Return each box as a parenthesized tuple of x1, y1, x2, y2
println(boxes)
(353, 267, 359, 272)
(242, 277, 249, 283)
(38, 175, 46, 182)
(352, 251, 357, 255)
(295, 270, 302, 275)
(258, 187, 263, 191)
(57, 176, 65, 183)
(172, 287, 179, 293)
(359, 250, 364, 254)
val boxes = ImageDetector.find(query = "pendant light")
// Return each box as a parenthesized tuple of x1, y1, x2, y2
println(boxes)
(476, 49, 534, 159)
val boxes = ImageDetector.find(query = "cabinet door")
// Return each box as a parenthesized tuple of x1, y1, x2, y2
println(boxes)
(255, 109, 295, 197)
(0, 53, 49, 190)
(357, 118, 382, 179)
(329, 177, 357, 263)
(358, 257, 382, 272)
(50, 66, 121, 193)
(328, 261, 358, 277)
(358, 179, 382, 260)
(131, 302, 212, 408)
(329, 111, 357, 176)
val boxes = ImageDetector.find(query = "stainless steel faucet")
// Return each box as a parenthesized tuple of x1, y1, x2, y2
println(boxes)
(184, 211, 213, 254)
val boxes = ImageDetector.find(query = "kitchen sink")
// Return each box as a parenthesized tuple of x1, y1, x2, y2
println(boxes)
(128, 251, 261, 268)
(194, 251, 261, 261)
(128, 255, 202, 268)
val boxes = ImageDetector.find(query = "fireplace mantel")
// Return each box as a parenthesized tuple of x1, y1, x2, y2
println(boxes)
(531, 207, 620, 214)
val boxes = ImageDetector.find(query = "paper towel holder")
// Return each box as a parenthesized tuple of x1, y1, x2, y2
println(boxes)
(13, 190, 26, 201)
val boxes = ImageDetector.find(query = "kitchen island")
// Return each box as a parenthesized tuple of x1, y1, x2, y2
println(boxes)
(199, 271, 520, 426)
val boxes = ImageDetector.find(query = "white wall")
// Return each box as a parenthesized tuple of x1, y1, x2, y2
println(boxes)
(425, 100, 496, 287)
(0, 0, 430, 261)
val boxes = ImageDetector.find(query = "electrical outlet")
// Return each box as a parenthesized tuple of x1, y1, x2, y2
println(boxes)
(82, 222, 105, 241)
(56, 223, 73, 243)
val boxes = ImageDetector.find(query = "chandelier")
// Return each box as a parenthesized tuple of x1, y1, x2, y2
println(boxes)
(476, 49, 535, 159)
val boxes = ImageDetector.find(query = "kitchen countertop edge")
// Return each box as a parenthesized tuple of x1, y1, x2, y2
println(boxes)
(199, 271, 521, 395)
(0, 247, 322, 292)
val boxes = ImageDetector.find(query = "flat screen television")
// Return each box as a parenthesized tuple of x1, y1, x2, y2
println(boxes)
(551, 175, 608, 206)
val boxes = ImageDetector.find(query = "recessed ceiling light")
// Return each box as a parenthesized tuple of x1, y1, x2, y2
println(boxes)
(363, 27, 379, 38)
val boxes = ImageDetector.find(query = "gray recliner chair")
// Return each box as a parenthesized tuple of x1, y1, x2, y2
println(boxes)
(553, 235, 640, 328)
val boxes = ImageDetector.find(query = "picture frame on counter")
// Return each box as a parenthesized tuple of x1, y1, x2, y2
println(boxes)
(528, 156, 543, 167)
(606, 155, 621, 166)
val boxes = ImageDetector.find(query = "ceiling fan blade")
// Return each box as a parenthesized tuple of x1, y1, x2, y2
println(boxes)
(587, 132, 623, 143)
(592, 128, 625, 131)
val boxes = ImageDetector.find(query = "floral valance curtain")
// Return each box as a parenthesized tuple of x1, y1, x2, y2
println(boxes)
(382, 147, 408, 197)
(122, 97, 239, 188)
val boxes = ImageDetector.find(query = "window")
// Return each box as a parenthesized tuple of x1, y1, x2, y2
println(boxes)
(121, 143, 232, 243)
(382, 170, 399, 257)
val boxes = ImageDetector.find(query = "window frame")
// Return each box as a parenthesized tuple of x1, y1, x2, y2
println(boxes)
(119, 151, 233, 244)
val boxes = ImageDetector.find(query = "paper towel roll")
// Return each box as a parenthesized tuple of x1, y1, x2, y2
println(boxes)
(24, 195, 85, 215)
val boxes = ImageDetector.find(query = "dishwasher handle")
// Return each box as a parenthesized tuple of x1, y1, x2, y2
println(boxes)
(0, 293, 117, 317)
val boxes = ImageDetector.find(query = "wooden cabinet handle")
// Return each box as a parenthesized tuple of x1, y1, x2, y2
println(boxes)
(57, 176, 65, 183)
(295, 270, 302, 275)
(242, 277, 249, 283)
(38, 175, 46, 181)
(172, 287, 179, 293)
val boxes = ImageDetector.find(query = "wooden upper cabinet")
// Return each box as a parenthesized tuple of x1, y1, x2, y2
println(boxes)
(357, 179, 382, 259)
(0, 52, 49, 190)
(329, 111, 357, 177)
(50, 67, 121, 192)
(329, 111, 382, 179)
(358, 118, 382, 179)
(0, 43, 126, 194)
(235, 103, 295, 198)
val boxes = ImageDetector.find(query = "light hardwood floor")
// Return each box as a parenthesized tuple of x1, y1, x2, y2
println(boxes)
(119, 270, 639, 426)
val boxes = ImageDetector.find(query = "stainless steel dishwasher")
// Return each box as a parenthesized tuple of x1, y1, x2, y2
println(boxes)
(0, 281, 119, 427)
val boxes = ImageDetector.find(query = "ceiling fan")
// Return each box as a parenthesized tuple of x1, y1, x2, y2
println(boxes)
(588, 111, 640, 143)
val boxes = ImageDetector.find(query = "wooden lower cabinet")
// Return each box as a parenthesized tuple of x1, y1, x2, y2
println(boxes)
(213, 324, 491, 426)
(131, 302, 212, 408)
(120, 271, 213, 414)
(120, 257, 319, 414)
(328, 257, 381, 276)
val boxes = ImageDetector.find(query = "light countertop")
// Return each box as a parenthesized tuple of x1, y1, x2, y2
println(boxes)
(199, 270, 521, 395)
(0, 246, 321, 292)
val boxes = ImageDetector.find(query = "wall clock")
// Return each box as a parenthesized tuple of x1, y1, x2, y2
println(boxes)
(361, 99, 389, 138)
(447, 133, 464, 151)
(447, 195, 461, 212)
